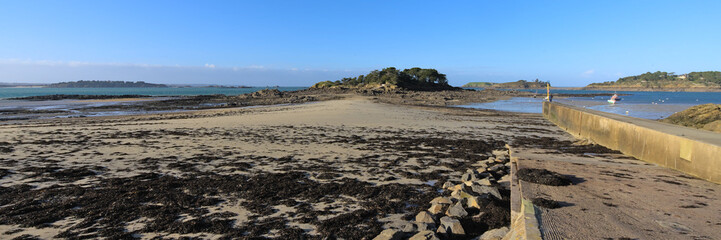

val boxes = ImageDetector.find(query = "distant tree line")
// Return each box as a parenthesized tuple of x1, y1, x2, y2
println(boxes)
(48, 80, 168, 88)
(489, 79, 549, 89)
(616, 71, 721, 84)
(313, 67, 455, 91)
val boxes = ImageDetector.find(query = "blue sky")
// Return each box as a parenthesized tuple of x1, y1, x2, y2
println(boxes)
(1, 1, 719, 87)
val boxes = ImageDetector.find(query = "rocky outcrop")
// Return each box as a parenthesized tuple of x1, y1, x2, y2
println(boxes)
(661, 103, 721, 133)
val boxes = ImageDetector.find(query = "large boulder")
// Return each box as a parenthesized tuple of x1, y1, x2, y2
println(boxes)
(409, 230, 441, 240)
(373, 229, 402, 240)
(430, 197, 453, 205)
(415, 211, 436, 224)
(428, 203, 445, 215)
(471, 184, 502, 200)
(476, 178, 492, 186)
(445, 202, 468, 218)
(437, 216, 465, 235)
(477, 226, 509, 240)
(661, 103, 721, 133)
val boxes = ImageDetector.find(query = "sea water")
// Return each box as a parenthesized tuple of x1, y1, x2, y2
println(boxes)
(0, 87, 307, 99)
(459, 89, 721, 120)
(0, 87, 307, 120)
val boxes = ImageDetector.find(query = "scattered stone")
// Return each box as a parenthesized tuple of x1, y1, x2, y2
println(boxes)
(415, 211, 436, 224)
(488, 164, 504, 172)
(467, 196, 482, 209)
(438, 216, 465, 235)
(442, 181, 454, 189)
(497, 174, 512, 190)
(473, 162, 488, 169)
(492, 149, 508, 157)
(472, 184, 502, 200)
(373, 229, 402, 240)
(476, 178, 492, 186)
(436, 224, 449, 235)
(446, 202, 468, 218)
(462, 171, 478, 184)
(451, 189, 474, 200)
(416, 222, 436, 232)
(428, 203, 445, 215)
(409, 230, 440, 240)
(402, 223, 417, 232)
(430, 197, 453, 205)
(449, 183, 466, 192)
(478, 226, 509, 240)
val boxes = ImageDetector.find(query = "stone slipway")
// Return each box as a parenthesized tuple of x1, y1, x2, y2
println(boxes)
(509, 146, 721, 239)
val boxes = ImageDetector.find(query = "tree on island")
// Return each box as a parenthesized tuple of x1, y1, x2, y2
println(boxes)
(313, 67, 456, 91)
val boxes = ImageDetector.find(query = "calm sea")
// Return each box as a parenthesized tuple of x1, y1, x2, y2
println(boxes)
(0, 87, 307, 99)
(459, 89, 721, 120)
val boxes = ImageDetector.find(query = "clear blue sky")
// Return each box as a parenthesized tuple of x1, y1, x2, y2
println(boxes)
(1, 0, 719, 86)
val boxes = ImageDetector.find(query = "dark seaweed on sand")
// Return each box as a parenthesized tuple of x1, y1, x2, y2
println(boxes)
(0, 171, 441, 239)
(512, 136, 622, 156)
(516, 168, 572, 186)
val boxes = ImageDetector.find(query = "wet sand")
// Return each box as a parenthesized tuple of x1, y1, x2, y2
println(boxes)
(1, 96, 717, 239)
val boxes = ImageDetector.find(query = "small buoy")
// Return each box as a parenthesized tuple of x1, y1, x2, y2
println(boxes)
(625, 111, 629, 115)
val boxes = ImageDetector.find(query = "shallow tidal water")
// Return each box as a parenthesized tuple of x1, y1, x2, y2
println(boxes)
(459, 90, 721, 120)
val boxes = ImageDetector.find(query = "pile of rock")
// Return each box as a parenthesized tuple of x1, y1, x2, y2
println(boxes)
(374, 149, 513, 240)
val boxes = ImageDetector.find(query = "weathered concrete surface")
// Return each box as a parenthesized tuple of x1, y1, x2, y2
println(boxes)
(504, 148, 542, 240)
(543, 102, 721, 184)
(513, 147, 721, 239)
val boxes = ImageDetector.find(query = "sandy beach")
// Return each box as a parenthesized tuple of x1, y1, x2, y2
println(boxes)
(1, 96, 719, 239)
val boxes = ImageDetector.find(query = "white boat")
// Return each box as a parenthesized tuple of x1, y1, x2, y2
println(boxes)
(608, 94, 621, 104)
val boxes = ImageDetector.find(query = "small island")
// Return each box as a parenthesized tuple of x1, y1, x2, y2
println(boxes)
(311, 67, 457, 91)
(462, 79, 549, 89)
(48, 80, 168, 88)
(461, 82, 495, 88)
(584, 71, 721, 91)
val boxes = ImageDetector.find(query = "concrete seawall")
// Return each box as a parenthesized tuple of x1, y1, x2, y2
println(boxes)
(543, 102, 721, 184)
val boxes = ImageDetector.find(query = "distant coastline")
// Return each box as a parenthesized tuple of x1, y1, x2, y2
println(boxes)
(48, 80, 168, 88)
(0, 81, 255, 89)
(461, 79, 549, 89)
(584, 71, 721, 92)
(580, 87, 721, 92)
